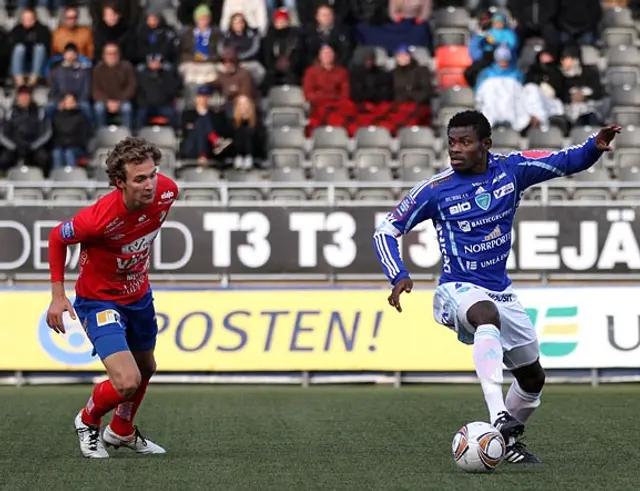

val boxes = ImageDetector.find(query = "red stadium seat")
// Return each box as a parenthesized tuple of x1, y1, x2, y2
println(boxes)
(435, 45, 472, 89)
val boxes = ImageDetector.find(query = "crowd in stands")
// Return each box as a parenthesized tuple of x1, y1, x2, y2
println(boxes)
(0, 0, 631, 181)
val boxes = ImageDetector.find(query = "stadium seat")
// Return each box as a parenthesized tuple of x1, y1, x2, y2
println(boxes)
(606, 45, 639, 67)
(8, 165, 44, 182)
(354, 126, 392, 150)
(409, 46, 430, 67)
(580, 45, 600, 67)
(31, 87, 49, 107)
(138, 126, 178, 151)
(527, 126, 564, 150)
(50, 166, 89, 182)
(311, 150, 348, 169)
(12, 188, 46, 201)
(435, 45, 472, 89)
(400, 165, 434, 183)
(93, 126, 132, 150)
(269, 167, 309, 201)
(602, 7, 635, 28)
(269, 149, 306, 169)
(354, 151, 391, 169)
(268, 126, 306, 150)
(433, 7, 471, 28)
(225, 170, 266, 201)
(570, 126, 598, 145)
(439, 86, 475, 108)
(397, 126, 436, 150)
(602, 28, 638, 47)
(491, 127, 521, 153)
(268, 85, 306, 109)
(181, 166, 220, 182)
(266, 107, 306, 128)
(312, 126, 350, 151)
(399, 149, 437, 170)
(436, 31, 468, 47)
(615, 166, 640, 201)
(571, 166, 613, 201)
(311, 166, 352, 201)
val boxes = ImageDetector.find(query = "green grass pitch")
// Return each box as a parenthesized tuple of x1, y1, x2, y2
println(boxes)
(0, 384, 636, 491)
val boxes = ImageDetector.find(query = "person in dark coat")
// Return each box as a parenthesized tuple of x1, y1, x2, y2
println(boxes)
(135, 53, 181, 130)
(9, 8, 51, 87)
(391, 45, 432, 104)
(130, 6, 179, 68)
(349, 47, 393, 103)
(262, 8, 303, 90)
(302, 4, 352, 69)
(46, 43, 93, 123)
(52, 93, 92, 169)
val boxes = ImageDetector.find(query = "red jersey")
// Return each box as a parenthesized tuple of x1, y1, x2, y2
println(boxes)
(49, 174, 179, 304)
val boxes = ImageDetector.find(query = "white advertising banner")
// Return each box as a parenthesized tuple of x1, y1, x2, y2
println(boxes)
(515, 287, 640, 369)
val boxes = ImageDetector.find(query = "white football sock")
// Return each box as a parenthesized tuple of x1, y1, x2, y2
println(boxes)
(505, 379, 541, 424)
(473, 324, 506, 424)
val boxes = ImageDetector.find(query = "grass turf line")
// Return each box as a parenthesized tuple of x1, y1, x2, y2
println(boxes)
(0, 385, 635, 491)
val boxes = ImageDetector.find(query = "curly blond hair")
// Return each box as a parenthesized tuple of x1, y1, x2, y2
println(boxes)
(105, 136, 162, 186)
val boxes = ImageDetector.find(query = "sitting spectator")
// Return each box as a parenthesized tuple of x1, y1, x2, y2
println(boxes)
(52, 6, 94, 59)
(389, 0, 431, 23)
(475, 45, 549, 132)
(92, 43, 136, 128)
(465, 9, 495, 87)
(136, 54, 181, 130)
(487, 12, 518, 57)
(180, 85, 233, 165)
(0, 86, 51, 173)
(179, 4, 221, 88)
(298, 0, 350, 27)
(302, 44, 349, 106)
(218, 12, 265, 85)
(220, 0, 268, 35)
(89, 0, 141, 31)
(178, 0, 222, 27)
(262, 8, 302, 90)
(9, 8, 51, 87)
(266, 0, 300, 25)
(507, 0, 559, 57)
(131, 6, 179, 68)
(47, 43, 93, 123)
(391, 45, 432, 104)
(52, 93, 91, 169)
(94, 3, 132, 63)
(350, 47, 393, 103)
(302, 4, 351, 69)
(216, 47, 257, 103)
(231, 95, 265, 170)
(525, 50, 567, 133)
(559, 45, 606, 127)
(557, 0, 601, 48)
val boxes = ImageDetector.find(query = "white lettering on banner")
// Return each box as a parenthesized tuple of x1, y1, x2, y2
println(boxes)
(153, 221, 194, 270)
(561, 221, 598, 270)
(597, 221, 640, 269)
(0, 220, 31, 269)
(202, 212, 271, 268)
(290, 212, 356, 268)
(517, 221, 560, 270)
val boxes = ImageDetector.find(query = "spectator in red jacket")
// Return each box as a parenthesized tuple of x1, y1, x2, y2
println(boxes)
(302, 44, 349, 105)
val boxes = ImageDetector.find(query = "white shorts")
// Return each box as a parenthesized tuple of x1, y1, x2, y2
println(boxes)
(433, 282, 540, 370)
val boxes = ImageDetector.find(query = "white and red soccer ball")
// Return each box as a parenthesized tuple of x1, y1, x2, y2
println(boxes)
(452, 421, 506, 472)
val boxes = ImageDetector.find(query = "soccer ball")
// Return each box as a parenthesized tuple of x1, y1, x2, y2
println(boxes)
(452, 421, 506, 473)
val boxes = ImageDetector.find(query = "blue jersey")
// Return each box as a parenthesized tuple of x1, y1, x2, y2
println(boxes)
(373, 135, 604, 291)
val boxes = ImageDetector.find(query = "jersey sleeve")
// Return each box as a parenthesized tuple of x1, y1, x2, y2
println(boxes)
(373, 181, 438, 285)
(48, 205, 103, 283)
(507, 134, 604, 189)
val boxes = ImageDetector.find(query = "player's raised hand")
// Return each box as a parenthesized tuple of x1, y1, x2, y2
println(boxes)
(595, 125, 622, 151)
(388, 277, 413, 313)
(46, 296, 77, 334)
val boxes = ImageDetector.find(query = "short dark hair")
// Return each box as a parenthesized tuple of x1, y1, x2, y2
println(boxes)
(447, 110, 492, 140)
(105, 137, 161, 186)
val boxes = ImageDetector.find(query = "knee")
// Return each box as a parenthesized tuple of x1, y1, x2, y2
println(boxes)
(466, 300, 501, 329)
(112, 370, 142, 398)
(515, 361, 546, 393)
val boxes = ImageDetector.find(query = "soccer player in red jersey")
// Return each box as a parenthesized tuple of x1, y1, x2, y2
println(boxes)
(46, 137, 178, 458)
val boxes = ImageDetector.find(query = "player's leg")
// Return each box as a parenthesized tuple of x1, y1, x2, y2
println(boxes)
(434, 283, 523, 441)
(103, 290, 165, 454)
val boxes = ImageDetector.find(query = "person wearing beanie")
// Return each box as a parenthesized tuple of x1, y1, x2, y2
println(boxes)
(178, 3, 221, 87)
(130, 6, 178, 68)
(262, 7, 303, 89)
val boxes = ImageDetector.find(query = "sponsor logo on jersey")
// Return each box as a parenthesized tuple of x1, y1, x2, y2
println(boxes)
(492, 172, 507, 184)
(106, 217, 124, 231)
(484, 225, 502, 241)
(96, 309, 120, 327)
(393, 195, 416, 220)
(487, 292, 514, 302)
(435, 223, 452, 274)
(161, 190, 175, 200)
(493, 182, 515, 199)
(138, 215, 147, 223)
(463, 225, 511, 254)
(444, 193, 469, 203)
(458, 220, 471, 232)
(474, 192, 491, 210)
(472, 181, 488, 187)
(121, 228, 160, 254)
(60, 220, 75, 240)
(475, 186, 487, 194)
(449, 201, 471, 215)
(429, 175, 452, 188)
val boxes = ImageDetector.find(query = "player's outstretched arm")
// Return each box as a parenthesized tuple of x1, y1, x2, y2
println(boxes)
(509, 124, 622, 189)
(373, 181, 438, 312)
(46, 209, 99, 334)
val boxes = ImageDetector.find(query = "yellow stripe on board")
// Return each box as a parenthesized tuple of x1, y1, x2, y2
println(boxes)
(542, 324, 579, 335)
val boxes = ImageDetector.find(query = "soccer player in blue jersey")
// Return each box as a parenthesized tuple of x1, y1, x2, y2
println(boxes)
(373, 110, 621, 463)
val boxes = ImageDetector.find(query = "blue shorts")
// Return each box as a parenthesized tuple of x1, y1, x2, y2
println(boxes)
(74, 289, 158, 360)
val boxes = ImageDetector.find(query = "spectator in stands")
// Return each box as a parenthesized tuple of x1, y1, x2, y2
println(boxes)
(556, 0, 601, 48)
(220, 0, 268, 36)
(217, 12, 265, 85)
(525, 50, 567, 133)
(507, 0, 559, 57)
(231, 95, 265, 170)
(391, 45, 432, 104)
(559, 45, 606, 127)
(180, 85, 233, 165)
(0, 86, 51, 173)
(475, 45, 549, 133)
(487, 12, 517, 56)
(178, 0, 222, 27)
(9, 8, 51, 87)
(131, 6, 179, 68)
(216, 47, 256, 103)
(51, 93, 91, 169)
(302, 44, 350, 105)
(17, 0, 68, 13)
(389, 0, 432, 23)
(89, 0, 141, 30)
(92, 43, 136, 128)
(266, 0, 300, 26)
(350, 47, 393, 103)
(302, 4, 352, 69)
(465, 9, 495, 87)
(52, 6, 94, 59)
(47, 43, 93, 123)
(93, 3, 131, 63)
(298, 0, 350, 27)
(136, 53, 181, 130)
(262, 8, 302, 90)
(179, 4, 220, 88)
(351, 0, 390, 25)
